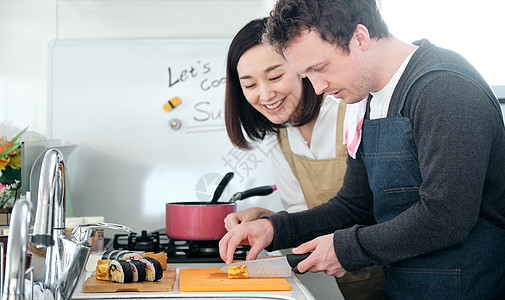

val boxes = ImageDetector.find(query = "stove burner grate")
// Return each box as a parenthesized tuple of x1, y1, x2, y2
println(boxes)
(112, 230, 250, 263)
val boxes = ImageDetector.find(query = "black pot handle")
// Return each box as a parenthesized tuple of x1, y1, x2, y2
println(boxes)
(230, 185, 277, 202)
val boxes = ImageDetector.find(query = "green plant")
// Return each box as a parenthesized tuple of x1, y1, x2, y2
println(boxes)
(0, 126, 28, 208)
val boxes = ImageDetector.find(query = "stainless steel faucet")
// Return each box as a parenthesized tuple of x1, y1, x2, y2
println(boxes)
(30, 148, 131, 300)
(1, 197, 32, 300)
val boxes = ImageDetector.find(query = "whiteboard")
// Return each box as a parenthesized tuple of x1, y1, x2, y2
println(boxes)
(48, 39, 281, 234)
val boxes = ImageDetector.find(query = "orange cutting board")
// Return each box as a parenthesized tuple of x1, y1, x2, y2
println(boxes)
(82, 268, 176, 293)
(179, 268, 291, 292)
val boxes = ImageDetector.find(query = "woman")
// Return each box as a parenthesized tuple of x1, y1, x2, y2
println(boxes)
(223, 18, 384, 300)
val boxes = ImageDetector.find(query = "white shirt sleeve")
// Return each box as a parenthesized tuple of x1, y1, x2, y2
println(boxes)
(269, 138, 308, 213)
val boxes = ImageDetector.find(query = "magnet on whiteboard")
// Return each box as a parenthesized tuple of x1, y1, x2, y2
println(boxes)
(169, 118, 182, 130)
(163, 96, 181, 112)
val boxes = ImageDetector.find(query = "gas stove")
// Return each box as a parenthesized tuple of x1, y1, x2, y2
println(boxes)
(111, 230, 250, 263)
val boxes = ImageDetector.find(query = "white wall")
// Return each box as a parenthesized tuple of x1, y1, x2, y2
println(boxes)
(1, 0, 502, 136)
(0, 0, 282, 229)
(0, 0, 275, 135)
(0, 0, 56, 135)
(1, 0, 291, 230)
(0, 0, 283, 226)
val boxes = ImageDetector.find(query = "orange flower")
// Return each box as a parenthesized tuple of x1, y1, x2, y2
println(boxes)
(0, 138, 14, 155)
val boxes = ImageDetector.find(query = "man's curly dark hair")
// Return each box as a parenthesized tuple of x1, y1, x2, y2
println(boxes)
(265, 0, 390, 54)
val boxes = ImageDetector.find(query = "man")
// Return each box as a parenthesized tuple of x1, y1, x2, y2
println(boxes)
(219, 0, 505, 298)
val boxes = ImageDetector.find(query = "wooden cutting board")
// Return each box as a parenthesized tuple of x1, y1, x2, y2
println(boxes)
(179, 268, 291, 292)
(82, 268, 176, 293)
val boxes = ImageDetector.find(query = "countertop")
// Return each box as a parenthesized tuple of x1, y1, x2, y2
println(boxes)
(72, 261, 315, 300)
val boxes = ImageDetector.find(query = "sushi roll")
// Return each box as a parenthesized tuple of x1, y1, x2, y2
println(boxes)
(142, 252, 168, 270)
(110, 250, 129, 260)
(127, 259, 146, 282)
(101, 250, 118, 260)
(139, 257, 163, 281)
(108, 260, 133, 283)
(118, 251, 143, 260)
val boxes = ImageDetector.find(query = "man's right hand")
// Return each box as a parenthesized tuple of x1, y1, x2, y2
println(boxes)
(219, 218, 275, 264)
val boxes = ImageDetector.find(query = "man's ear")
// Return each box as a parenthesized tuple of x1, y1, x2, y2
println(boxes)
(354, 24, 370, 51)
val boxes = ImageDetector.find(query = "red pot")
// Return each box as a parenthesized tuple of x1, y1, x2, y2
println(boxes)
(165, 185, 277, 241)
(165, 202, 236, 240)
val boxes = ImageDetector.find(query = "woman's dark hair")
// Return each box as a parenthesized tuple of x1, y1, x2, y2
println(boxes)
(225, 17, 322, 150)
(265, 0, 391, 54)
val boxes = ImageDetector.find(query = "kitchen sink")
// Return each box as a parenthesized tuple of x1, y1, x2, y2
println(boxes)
(72, 292, 305, 300)
(72, 295, 300, 300)
(101, 297, 298, 300)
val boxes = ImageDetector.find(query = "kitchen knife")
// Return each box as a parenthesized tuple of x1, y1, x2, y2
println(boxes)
(220, 253, 310, 277)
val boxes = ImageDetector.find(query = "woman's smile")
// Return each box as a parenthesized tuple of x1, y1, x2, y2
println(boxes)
(264, 98, 286, 112)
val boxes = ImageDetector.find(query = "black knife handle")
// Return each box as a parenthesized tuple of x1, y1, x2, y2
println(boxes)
(286, 253, 311, 274)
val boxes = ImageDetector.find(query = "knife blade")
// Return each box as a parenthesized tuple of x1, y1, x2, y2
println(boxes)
(220, 253, 310, 277)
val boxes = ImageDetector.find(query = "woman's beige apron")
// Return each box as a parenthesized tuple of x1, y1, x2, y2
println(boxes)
(277, 101, 385, 300)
